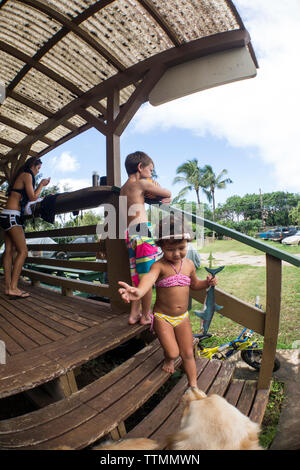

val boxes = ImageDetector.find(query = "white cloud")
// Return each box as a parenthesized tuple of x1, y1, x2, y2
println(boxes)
(132, 0, 300, 192)
(54, 177, 91, 192)
(50, 151, 80, 173)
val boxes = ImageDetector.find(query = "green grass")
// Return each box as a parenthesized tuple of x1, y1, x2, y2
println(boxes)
(197, 238, 300, 256)
(189, 263, 300, 349)
(198, 239, 264, 255)
(259, 381, 285, 449)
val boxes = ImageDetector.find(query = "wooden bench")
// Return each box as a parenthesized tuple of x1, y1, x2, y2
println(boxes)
(0, 342, 269, 450)
(126, 358, 269, 445)
(24, 263, 106, 283)
(0, 338, 185, 450)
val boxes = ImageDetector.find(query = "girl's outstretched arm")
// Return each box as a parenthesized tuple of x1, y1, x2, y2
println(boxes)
(118, 261, 161, 303)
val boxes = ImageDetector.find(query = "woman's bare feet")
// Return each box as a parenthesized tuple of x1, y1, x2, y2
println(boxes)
(7, 288, 30, 299)
(162, 358, 175, 374)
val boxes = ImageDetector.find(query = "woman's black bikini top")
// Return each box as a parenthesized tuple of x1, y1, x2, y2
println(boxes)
(8, 169, 36, 220)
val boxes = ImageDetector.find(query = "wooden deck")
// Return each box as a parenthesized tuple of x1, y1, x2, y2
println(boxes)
(0, 279, 146, 399)
(0, 278, 270, 450)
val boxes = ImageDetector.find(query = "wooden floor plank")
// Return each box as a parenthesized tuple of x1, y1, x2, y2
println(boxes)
(249, 388, 270, 424)
(236, 380, 257, 416)
(20, 297, 88, 333)
(0, 323, 24, 355)
(4, 298, 80, 338)
(224, 379, 245, 406)
(0, 298, 65, 343)
(0, 306, 43, 350)
(207, 361, 235, 397)
(27, 296, 99, 329)
(22, 284, 114, 319)
(196, 359, 222, 392)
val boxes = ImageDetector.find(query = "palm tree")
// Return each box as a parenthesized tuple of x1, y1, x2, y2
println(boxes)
(173, 159, 205, 204)
(202, 165, 233, 222)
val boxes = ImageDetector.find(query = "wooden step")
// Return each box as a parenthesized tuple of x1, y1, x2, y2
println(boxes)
(126, 365, 269, 446)
(0, 338, 184, 450)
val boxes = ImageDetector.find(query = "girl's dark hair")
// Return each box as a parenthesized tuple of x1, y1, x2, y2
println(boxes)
(125, 151, 154, 175)
(155, 214, 193, 247)
(10, 157, 42, 188)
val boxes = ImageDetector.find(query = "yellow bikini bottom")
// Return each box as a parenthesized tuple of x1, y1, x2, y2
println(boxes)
(153, 311, 189, 328)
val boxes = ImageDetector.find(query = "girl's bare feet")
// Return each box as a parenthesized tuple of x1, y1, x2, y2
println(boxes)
(128, 312, 142, 325)
(162, 358, 175, 374)
(140, 311, 152, 325)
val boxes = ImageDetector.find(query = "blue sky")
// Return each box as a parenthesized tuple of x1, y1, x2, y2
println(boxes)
(41, 0, 300, 209)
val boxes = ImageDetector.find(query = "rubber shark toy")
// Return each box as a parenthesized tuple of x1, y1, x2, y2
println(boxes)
(194, 266, 225, 337)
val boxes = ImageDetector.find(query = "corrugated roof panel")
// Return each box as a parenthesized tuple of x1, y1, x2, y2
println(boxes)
(40, 31, 118, 93)
(83, 0, 174, 69)
(67, 114, 88, 127)
(1, 125, 26, 145)
(0, 143, 11, 154)
(43, 0, 97, 19)
(31, 140, 49, 152)
(149, 0, 239, 42)
(0, 51, 25, 86)
(0, 1, 62, 56)
(44, 125, 72, 141)
(14, 69, 76, 113)
(0, 97, 48, 130)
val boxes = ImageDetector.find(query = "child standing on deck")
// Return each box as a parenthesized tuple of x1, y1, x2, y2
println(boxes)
(120, 151, 171, 325)
(118, 215, 217, 389)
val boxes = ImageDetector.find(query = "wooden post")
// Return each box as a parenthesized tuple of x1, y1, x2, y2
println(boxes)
(62, 286, 73, 297)
(106, 89, 121, 187)
(43, 370, 78, 400)
(105, 192, 131, 313)
(257, 255, 282, 389)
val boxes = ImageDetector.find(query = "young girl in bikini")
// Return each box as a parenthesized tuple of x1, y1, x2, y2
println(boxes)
(118, 215, 217, 389)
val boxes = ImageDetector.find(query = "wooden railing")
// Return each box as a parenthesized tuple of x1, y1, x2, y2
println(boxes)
(20, 187, 131, 312)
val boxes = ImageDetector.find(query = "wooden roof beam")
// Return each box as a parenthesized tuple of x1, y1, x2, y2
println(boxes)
(36, 122, 91, 159)
(112, 65, 166, 136)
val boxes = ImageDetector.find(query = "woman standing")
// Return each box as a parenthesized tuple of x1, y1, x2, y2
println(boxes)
(0, 157, 50, 299)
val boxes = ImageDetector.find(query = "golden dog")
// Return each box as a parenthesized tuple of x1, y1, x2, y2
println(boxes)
(166, 388, 262, 450)
(92, 388, 262, 451)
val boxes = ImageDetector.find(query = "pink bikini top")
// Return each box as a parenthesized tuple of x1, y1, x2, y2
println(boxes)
(155, 259, 191, 288)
